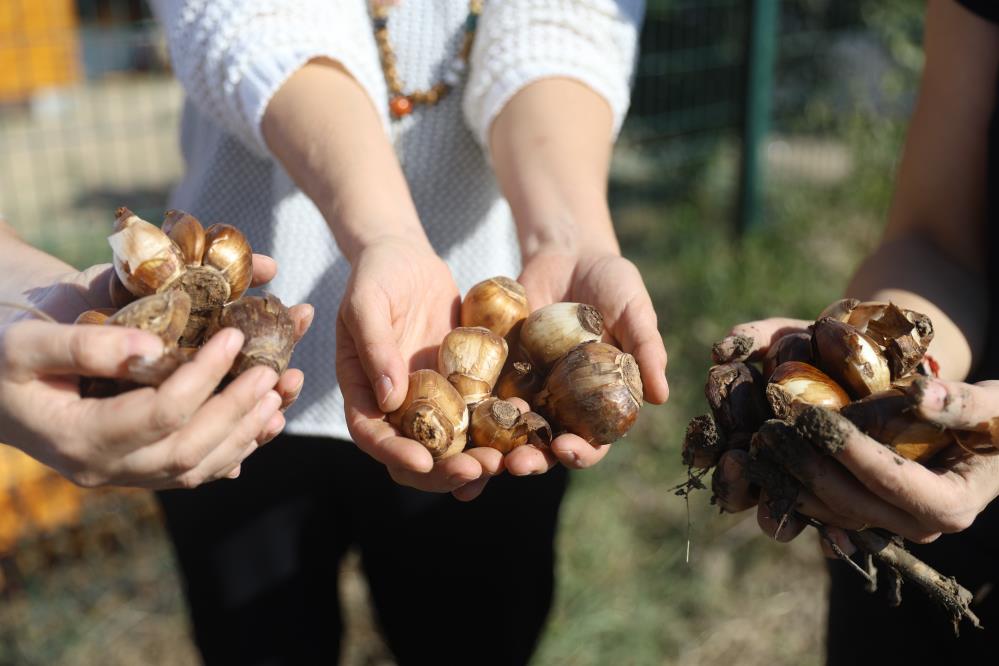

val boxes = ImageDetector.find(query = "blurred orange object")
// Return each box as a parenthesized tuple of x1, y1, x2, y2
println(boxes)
(0, 0, 80, 103)
(0, 444, 84, 554)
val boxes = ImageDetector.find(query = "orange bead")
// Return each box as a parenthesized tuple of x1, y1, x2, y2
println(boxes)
(390, 96, 413, 118)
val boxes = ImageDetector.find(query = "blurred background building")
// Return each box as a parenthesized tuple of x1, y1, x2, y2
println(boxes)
(1, 1, 923, 664)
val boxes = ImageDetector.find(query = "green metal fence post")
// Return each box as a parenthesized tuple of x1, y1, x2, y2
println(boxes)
(738, 0, 779, 233)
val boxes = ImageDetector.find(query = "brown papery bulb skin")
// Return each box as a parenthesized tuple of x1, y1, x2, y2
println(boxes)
(762, 331, 813, 379)
(203, 224, 253, 303)
(388, 369, 469, 460)
(162, 210, 206, 266)
(536, 341, 642, 445)
(840, 390, 954, 464)
(519, 302, 604, 370)
(522, 412, 553, 448)
(817, 298, 860, 322)
(213, 294, 295, 376)
(74, 308, 116, 326)
(766, 361, 850, 420)
(461, 276, 530, 338)
(470, 398, 529, 454)
(495, 360, 545, 403)
(108, 207, 186, 297)
(811, 317, 891, 399)
(106, 290, 191, 345)
(437, 326, 508, 405)
(846, 302, 934, 380)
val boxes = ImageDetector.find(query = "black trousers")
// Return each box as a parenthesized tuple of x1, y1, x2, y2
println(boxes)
(826, 502, 999, 664)
(157, 434, 569, 666)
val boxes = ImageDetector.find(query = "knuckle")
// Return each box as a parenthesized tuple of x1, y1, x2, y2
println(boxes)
(174, 470, 206, 490)
(168, 446, 203, 475)
(151, 401, 189, 433)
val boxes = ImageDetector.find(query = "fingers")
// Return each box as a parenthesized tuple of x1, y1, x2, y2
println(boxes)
(4, 320, 164, 380)
(712, 318, 810, 363)
(288, 303, 315, 343)
(387, 453, 484, 493)
(451, 447, 506, 501)
(463, 446, 505, 477)
(756, 490, 808, 542)
(907, 377, 999, 434)
(338, 290, 408, 412)
(712, 450, 758, 513)
(613, 294, 669, 404)
(87, 329, 250, 446)
(777, 415, 939, 541)
(276, 368, 304, 410)
(110, 372, 282, 488)
(452, 477, 491, 502)
(550, 433, 611, 469)
(795, 406, 973, 536)
(250, 254, 277, 286)
(505, 444, 558, 476)
(178, 390, 283, 487)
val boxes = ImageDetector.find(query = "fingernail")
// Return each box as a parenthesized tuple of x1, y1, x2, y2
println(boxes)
(375, 374, 394, 407)
(227, 466, 241, 479)
(255, 371, 278, 400)
(225, 329, 245, 356)
(126, 332, 164, 360)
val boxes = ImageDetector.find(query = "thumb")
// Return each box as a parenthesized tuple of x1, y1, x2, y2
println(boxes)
(339, 290, 409, 412)
(5, 320, 164, 379)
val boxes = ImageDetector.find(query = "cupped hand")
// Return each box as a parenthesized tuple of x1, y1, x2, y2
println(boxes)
(506, 250, 670, 477)
(0, 254, 314, 488)
(713, 318, 999, 555)
(336, 238, 504, 498)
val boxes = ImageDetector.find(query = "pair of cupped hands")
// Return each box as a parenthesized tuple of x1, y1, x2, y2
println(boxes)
(711, 318, 999, 556)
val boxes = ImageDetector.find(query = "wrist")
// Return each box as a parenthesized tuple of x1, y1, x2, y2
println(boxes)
(326, 204, 430, 264)
(518, 211, 620, 264)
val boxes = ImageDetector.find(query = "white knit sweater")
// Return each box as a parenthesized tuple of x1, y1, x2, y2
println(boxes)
(150, 0, 643, 440)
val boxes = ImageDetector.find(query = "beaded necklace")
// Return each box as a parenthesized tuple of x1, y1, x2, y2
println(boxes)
(370, 0, 484, 119)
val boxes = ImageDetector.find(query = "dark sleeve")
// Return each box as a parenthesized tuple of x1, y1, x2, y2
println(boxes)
(958, 0, 999, 23)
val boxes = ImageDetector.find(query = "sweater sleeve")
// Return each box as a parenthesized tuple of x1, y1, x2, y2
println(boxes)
(462, 0, 644, 149)
(149, 0, 389, 158)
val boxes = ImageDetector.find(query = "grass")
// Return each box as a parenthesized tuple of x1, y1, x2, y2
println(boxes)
(0, 112, 904, 664)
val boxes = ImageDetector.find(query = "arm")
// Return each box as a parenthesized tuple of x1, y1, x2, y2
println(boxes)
(845, 0, 997, 380)
(460, 1, 667, 481)
(260, 64, 502, 494)
(715, 0, 999, 545)
(153, 0, 503, 493)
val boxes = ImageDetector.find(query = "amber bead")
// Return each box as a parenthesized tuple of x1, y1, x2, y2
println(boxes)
(390, 96, 414, 118)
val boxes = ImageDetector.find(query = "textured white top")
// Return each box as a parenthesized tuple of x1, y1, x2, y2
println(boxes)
(150, 0, 643, 439)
